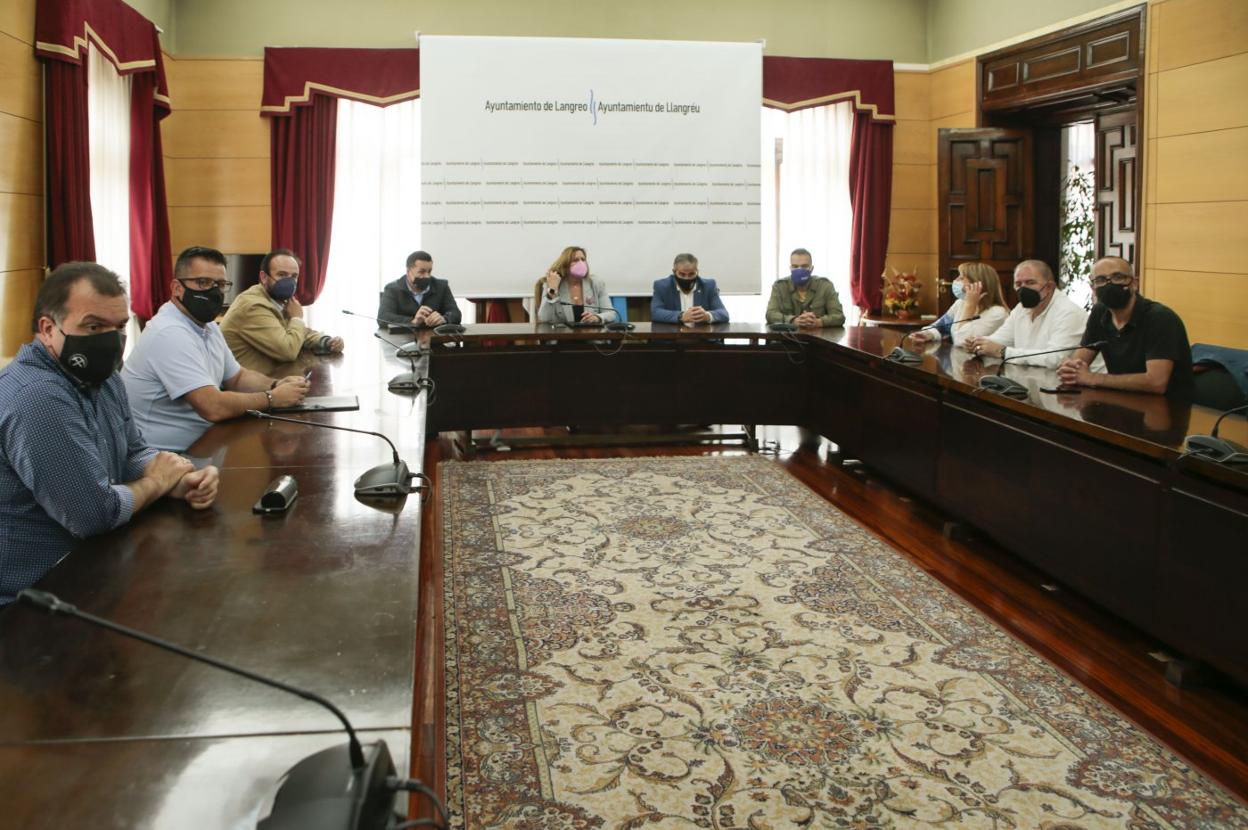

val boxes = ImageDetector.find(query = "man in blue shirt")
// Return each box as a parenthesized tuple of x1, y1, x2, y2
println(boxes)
(122, 246, 310, 451)
(650, 253, 730, 325)
(0, 262, 220, 604)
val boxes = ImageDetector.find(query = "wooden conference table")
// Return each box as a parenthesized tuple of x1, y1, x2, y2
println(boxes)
(0, 338, 428, 828)
(0, 320, 1243, 827)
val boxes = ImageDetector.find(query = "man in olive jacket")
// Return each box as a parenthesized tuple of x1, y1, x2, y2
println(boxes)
(765, 248, 846, 328)
(220, 249, 344, 374)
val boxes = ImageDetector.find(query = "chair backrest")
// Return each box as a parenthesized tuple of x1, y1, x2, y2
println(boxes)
(1191, 343, 1248, 410)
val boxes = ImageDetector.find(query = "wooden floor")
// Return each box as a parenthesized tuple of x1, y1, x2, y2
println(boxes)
(409, 424, 1248, 817)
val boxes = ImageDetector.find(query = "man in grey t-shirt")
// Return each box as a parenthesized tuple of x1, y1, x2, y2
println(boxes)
(122, 246, 310, 451)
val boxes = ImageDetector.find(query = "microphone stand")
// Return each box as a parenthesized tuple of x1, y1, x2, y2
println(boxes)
(372, 331, 424, 393)
(978, 341, 1106, 399)
(885, 315, 983, 364)
(1185, 402, 1248, 464)
(342, 308, 415, 333)
(17, 589, 399, 830)
(247, 410, 415, 498)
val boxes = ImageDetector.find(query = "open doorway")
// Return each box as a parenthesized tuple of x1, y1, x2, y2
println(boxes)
(936, 6, 1145, 313)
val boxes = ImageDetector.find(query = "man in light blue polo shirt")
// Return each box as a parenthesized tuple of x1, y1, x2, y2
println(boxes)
(122, 246, 311, 452)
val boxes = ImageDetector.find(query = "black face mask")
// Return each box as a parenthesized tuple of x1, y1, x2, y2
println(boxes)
(181, 286, 224, 324)
(57, 330, 124, 387)
(1017, 286, 1043, 309)
(411, 277, 431, 292)
(1095, 283, 1132, 310)
(674, 275, 697, 292)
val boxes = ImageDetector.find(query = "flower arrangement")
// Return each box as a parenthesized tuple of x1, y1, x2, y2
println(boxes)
(882, 267, 921, 318)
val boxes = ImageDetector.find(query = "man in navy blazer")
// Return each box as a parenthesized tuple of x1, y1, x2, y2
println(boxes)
(651, 253, 729, 325)
(377, 250, 463, 327)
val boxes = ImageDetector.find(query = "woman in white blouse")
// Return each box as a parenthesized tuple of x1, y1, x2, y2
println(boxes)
(910, 261, 1009, 348)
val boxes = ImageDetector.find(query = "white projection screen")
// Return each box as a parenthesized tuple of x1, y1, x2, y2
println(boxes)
(420, 36, 762, 297)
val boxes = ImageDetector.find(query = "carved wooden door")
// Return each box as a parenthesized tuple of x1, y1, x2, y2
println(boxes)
(937, 128, 1034, 313)
(1095, 109, 1138, 265)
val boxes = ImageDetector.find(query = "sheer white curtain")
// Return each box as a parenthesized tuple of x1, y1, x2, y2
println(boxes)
(316, 97, 852, 326)
(86, 42, 132, 283)
(738, 101, 854, 323)
(311, 98, 422, 330)
(86, 42, 139, 349)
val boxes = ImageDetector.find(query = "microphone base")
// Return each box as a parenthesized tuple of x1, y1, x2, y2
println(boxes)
(387, 372, 421, 393)
(354, 460, 413, 497)
(979, 375, 1030, 399)
(884, 347, 923, 365)
(1185, 434, 1248, 464)
(259, 740, 396, 830)
(605, 322, 635, 332)
(767, 322, 798, 332)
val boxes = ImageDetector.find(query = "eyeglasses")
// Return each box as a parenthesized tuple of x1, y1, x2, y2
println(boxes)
(1090, 272, 1132, 288)
(177, 277, 233, 291)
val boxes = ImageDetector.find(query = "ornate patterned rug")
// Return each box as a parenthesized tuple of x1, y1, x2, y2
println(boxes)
(440, 456, 1246, 829)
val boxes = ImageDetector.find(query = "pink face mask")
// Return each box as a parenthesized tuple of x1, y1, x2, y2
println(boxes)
(568, 260, 589, 279)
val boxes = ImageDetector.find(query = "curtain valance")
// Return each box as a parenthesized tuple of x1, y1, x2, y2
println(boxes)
(763, 56, 894, 121)
(262, 47, 420, 116)
(36, 0, 169, 108)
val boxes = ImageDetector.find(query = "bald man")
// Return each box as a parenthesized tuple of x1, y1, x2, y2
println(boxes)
(1057, 257, 1193, 396)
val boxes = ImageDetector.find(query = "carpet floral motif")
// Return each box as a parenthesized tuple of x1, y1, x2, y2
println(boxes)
(441, 456, 1247, 829)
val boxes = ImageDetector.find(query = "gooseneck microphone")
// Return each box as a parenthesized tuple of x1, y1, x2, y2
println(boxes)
(372, 331, 425, 393)
(1185, 402, 1248, 464)
(342, 308, 415, 333)
(553, 300, 635, 331)
(246, 410, 415, 498)
(886, 315, 983, 363)
(978, 341, 1107, 399)
(16, 588, 400, 830)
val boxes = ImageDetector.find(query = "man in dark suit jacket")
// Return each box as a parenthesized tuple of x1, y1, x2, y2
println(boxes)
(377, 250, 463, 327)
(650, 253, 730, 325)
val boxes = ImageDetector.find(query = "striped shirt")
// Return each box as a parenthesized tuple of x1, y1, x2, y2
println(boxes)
(0, 342, 158, 604)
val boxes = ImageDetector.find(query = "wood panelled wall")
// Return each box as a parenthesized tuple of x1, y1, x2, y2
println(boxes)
(0, 0, 43, 358)
(162, 57, 269, 255)
(1143, 0, 1248, 348)
(885, 61, 977, 312)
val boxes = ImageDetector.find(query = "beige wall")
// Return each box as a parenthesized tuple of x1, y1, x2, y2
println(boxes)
(0, 0, 43, 358)
(1142, 0, 1248, 348)
(927, 0, 1135, 62)
(885, 60, 976, 312)
(170, 0, 927, 61)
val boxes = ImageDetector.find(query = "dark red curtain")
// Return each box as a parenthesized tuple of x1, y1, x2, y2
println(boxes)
(261, 47, 420, 114)
(262, 49, 420, 305)
(44, 59, 96, 267)
(848, 116, 892, 312)
(763, 57, 895, 312)
(270, 94, 338, 305)
(128, 66, 174, 320)
(37, 0, 172, 316)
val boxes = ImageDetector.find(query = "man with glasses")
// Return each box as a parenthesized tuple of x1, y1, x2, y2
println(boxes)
(1057, 257, 1194, 396)
(122, 246, 311, 451)
(220, 249, 345, 373)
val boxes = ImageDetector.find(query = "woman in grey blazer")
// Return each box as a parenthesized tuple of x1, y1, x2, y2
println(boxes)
(537, 246, 619, 325)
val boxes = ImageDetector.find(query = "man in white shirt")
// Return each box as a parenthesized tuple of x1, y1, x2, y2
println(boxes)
(964, 259, 1092, 368)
